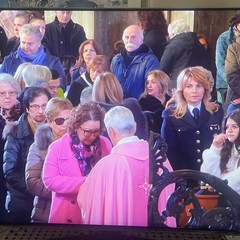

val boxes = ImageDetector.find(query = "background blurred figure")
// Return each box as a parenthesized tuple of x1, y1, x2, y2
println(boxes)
(5, 11, 29, 57)
(0, 26, 8, 62)
(45, 11, 87, 59)
(25, 97, 73, 223)
(14, 62, 32, 90)
(201, 109, 240, 194)
(0, 73, 22, 223)
(47, 68, 61, 98)
(160, 19, 210, 89)
(72, 39, 102, 82)
(0, 24, 66, 91)
(111, 24, 160, 99)
(225, 36, 240, 114)
(137, 11, 168, 61)
(161, 66, 223, 173)
(3, 87, 51, 223)
(109, 40, 125, 62)
(215, 12, 240, 105)
(67, 55, 110, 106)
(92, 72, 149, 140)
(43, 103, 112, 224)
(139, 70, 172, 133)
(59, 55, 76, 88)
(80, 86, 93, 105)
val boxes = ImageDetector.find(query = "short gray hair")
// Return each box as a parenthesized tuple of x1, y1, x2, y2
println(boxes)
(20, 24, 42, 42)
(168, 19, 190, 38)
(22, 65, 51, 87)
(104, 106, 136, 135)
(0, 73, 21, 95)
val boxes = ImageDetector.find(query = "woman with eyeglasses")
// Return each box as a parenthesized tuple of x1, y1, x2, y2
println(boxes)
(3, 86, 51, 223)
(42, 102, 112, 224)
(0, 73, 22, 223)
(201, 109, 240, 194)
(25, 97, 73, 223)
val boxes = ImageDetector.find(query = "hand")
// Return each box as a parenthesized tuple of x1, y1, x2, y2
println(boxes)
(212, 133, 227, 148)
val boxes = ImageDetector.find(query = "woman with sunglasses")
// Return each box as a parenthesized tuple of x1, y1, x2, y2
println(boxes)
(42, 102, 112, 224)
(25, 97, 73, 223)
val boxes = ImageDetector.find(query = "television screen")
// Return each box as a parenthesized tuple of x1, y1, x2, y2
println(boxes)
(0, 1, 240, 239)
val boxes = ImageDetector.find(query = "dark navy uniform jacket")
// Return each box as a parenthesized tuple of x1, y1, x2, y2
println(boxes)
(161, 103, 224, 171)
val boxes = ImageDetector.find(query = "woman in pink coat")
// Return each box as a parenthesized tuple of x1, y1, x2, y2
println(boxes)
(77, 106, 175, 227)
(43, 103, 112, 224)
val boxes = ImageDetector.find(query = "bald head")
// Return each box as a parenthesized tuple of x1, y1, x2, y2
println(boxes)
(122, 25, 144, 52)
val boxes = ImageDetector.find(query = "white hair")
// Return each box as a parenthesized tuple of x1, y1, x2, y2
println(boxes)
(168, 19, 190, 38)
(104, 106, 136, 135)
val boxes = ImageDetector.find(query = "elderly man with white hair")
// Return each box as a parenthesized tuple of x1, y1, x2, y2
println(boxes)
(111, 25, 160, 99)
(160, 19, 211, 89)
(77, 106, 175, 227)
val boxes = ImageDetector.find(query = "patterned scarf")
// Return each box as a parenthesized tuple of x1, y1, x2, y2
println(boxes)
(70, 132, 102, 176)
(17, 45, 46, 65)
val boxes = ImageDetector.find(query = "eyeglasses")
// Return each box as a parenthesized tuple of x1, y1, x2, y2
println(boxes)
(80, 126, 101, 137)
(0, 91, 16, 98)
(29, 103, 47, 111)
(226, 124, 239, 130)
(54, 117, 68, 125)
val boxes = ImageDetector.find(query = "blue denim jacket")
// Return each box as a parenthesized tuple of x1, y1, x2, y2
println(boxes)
(215, 27, 236, 89)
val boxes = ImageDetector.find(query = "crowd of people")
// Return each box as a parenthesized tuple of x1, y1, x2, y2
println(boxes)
(0, 9, 240, 227)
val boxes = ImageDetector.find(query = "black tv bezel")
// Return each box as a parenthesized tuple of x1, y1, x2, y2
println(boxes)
(1, 2, 240, 239)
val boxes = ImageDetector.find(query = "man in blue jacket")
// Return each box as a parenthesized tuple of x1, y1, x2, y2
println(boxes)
(111, 25, 160, 99)
(0, 24, 66, 91)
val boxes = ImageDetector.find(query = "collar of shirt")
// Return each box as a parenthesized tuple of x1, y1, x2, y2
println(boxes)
(188, 102, 202, 117)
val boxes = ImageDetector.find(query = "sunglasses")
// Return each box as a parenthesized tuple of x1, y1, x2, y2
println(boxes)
(54, 117, 68, 125)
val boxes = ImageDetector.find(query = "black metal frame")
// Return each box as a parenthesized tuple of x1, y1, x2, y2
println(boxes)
(148, 133, 240, 231)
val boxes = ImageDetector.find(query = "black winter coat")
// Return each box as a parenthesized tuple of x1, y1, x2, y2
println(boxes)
(160, 32, 211, 88)
(3, 112, 34, 222)
(45, 17, 87, 58)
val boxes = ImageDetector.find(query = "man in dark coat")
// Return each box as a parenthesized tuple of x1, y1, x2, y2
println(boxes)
(5, 11, 29, 57)
(45, 11, 87, 58)
(160, 19, 211, 89)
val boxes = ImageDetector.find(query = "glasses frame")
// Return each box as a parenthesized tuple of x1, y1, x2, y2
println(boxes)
(79, 126, 101, 137)
(29, 103, 48, 110)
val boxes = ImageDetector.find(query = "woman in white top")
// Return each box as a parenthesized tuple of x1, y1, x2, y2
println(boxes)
(201, 109, 240, 194)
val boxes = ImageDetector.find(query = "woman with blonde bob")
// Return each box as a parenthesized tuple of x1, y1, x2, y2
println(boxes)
(92, 72, 149, 140)
(161, 66, 224, 174)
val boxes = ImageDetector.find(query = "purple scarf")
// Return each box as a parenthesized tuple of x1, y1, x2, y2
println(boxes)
(70, 132, 102, 176)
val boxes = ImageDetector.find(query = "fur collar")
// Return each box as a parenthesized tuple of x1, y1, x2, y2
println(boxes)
(34, 123, 54, 150)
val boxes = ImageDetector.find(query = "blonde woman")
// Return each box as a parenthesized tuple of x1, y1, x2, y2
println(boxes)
(92, 72, 149, 140)
(161, 66, 223, 173)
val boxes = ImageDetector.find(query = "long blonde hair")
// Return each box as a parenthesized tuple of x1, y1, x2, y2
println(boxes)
(172, 66, 219, 118)
(92, 72, 123, 105)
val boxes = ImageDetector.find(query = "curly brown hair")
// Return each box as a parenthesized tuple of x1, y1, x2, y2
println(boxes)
(137, 11, 168, 35)
(66, 102, 106, 134)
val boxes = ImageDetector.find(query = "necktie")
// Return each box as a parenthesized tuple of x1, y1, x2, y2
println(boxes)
(192, 108, 200, 123)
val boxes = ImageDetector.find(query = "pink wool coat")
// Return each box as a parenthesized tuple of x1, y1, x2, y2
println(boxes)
(42, 133, 112, 224)
(77, 137, 175, 227)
